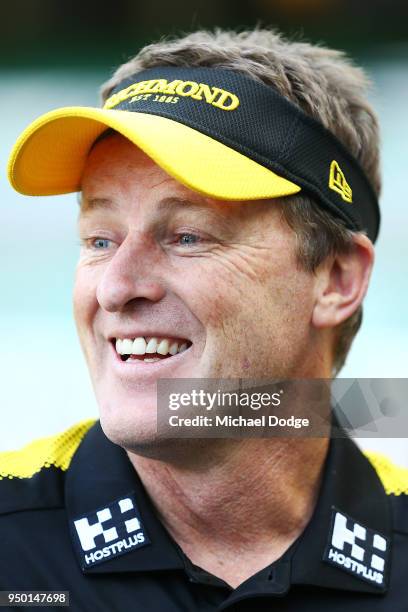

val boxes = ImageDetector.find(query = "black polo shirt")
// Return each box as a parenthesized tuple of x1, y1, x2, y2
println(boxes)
(0, 419, 407, 611)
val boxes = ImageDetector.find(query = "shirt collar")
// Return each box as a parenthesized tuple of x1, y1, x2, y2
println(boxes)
(65, 420, 392, 596)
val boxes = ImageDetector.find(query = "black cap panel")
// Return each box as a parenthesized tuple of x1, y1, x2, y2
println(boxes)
(105, 66, 380, 242)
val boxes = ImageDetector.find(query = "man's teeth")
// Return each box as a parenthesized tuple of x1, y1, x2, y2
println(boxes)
(157, 339, 169, 355)
(169, 341, 178, 355)
(115, 337, 189, 360)
(121, 338, 134, 354)
(146, 337, 158, 353)
(132, 337, 147, 355)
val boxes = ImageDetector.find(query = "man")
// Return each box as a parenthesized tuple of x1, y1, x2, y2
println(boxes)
(1, 28, 407, 610)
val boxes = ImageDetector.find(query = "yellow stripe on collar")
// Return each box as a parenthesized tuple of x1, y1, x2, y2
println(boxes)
(364, 450, 408, 496)
(0, 419, 96, 480)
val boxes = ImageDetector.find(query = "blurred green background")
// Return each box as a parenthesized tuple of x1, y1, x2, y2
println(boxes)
(1, 0, 407, 462)
(2, 0, 408, 68)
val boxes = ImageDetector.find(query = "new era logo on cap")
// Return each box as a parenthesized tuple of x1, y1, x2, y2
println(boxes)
(329, 160, 353, 203)
(71, 492, 150, 569)
(323, 508, 389, 588)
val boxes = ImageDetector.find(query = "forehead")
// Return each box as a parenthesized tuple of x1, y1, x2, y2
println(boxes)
(79, 132, 287, 233)
(81, 132, 168, 190)
(80, 133, 206, 213)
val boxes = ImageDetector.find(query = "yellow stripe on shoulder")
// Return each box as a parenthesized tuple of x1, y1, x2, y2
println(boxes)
(0, 419, 96, 480)
(364, 450, 408, 495)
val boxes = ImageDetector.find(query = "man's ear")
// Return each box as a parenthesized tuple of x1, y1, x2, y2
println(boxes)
(312, 234, 375, 329)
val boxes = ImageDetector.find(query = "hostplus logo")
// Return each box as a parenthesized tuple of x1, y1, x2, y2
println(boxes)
(72, 493, 149, 568)
(324, 509, 389, 587)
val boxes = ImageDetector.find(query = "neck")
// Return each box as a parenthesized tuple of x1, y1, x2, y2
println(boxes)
(127, 436, 329, 587)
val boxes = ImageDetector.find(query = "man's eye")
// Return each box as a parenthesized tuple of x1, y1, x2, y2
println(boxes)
(92, 238, 111, 249)
(177, 233, 200, 246)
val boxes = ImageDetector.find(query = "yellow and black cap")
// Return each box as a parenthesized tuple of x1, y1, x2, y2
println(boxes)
(8, 66, 380, 242)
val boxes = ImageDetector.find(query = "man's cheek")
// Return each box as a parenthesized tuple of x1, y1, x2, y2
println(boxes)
(193, 276, 241, 329)
(73, 278, 86, 325)
(72, 272, 97, 335)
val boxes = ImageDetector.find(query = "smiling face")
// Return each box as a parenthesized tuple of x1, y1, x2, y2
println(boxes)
(74, 133, 324, 451)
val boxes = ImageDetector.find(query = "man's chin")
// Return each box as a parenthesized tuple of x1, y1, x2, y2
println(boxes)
(99, 410, 157, 447)
(99, 412, 191, 461)
(97, 394, 157, 441)
(98, 406, 224, 464)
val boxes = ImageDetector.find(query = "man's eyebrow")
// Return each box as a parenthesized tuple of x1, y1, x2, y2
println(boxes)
(78, 196, 119, 214)
(156, 196, 233, 221)
(78, 194, 236, 232)
(156, 196, 212, 212)
(79, 195, 209, 214)
(156, 196, 238, 232)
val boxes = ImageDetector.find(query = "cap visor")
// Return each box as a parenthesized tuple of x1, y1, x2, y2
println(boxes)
(8, 107, 301, 200)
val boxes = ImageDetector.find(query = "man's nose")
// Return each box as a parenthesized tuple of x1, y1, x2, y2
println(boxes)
(96, 233, 166, 312)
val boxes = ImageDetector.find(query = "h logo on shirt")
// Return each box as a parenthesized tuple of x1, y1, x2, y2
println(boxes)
(74, 497, 141, 551)
(71, 493, 150, 568)
(323, 508, 389, 588)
